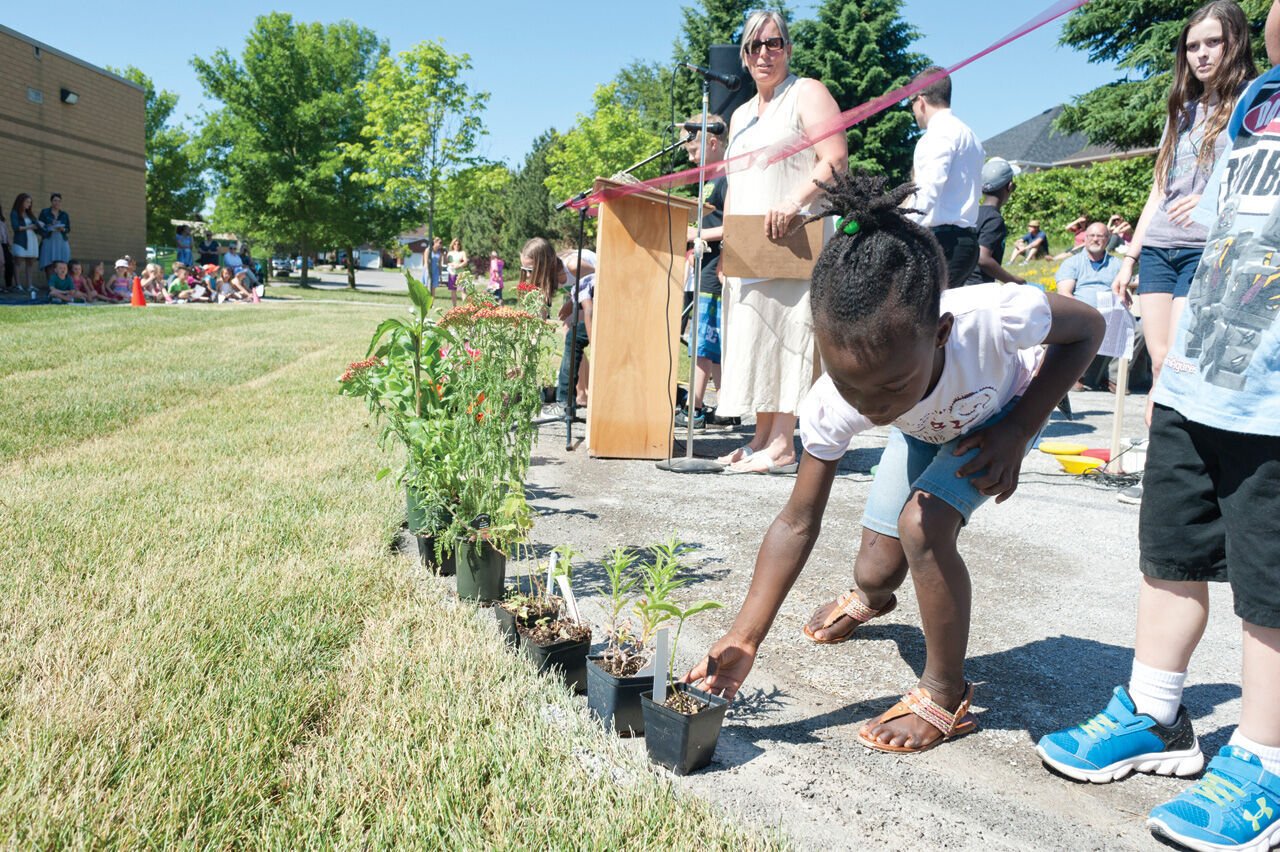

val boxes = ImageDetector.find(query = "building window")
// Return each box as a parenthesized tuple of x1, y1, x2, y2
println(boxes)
(27, 88, 44, 104)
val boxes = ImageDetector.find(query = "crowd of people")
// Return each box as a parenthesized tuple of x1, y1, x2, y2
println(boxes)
(0, 195, 264, 305)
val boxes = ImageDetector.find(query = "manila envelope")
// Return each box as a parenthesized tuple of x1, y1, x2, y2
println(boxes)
(719, 214, 827, 278)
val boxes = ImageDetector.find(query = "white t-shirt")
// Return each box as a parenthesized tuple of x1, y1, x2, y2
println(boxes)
(800, 283, 1051, 458)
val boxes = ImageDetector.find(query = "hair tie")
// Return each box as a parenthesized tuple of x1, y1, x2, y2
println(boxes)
(835, 215, 860, 236)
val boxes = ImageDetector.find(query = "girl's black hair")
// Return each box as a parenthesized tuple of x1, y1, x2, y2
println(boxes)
(807, 172, 946, 349)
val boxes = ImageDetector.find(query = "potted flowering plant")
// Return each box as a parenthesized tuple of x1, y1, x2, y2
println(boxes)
(339, 269, 455, 572)
(421, 287, 555, 600)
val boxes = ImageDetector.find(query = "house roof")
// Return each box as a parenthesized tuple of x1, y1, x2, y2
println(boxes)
(981, 105, 1098, 168)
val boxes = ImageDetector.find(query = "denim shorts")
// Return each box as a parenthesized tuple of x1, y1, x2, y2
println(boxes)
(860, 397, 1044, 536)
(1136, 246, 1202, 298)
(695, 293, 721, 363)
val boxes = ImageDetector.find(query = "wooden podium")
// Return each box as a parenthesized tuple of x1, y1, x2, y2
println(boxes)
(586, 178, 701, 459)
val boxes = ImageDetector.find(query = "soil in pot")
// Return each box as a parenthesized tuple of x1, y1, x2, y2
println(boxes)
(640, 683, 729, 775)
(519, 619, 591, 694)
(493, 594, 561, 646)
(586, 652, 652, 736)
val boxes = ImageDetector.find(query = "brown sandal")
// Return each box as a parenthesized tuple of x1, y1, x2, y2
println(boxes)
(801, 590, 897, 644)
(857, 683, 978, 754)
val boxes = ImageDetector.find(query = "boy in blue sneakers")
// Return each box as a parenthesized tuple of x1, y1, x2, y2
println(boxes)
(1038, 3, 1280, 849)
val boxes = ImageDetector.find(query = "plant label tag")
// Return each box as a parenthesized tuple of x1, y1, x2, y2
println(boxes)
(546, 551, 557, 595)
(653, 628, 670, 705)
(556, 575, 581, 623)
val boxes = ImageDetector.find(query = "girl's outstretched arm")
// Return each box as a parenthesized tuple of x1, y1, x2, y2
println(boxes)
(953, 293, 1104, 502)
(684, 451, 840, 699)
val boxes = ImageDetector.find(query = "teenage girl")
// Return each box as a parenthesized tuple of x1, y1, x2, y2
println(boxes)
(1109, 0, 1256, 503)
(685, 173, 1104, 752)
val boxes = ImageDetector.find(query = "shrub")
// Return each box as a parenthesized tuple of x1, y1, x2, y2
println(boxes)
(1002, 156, 1153, 257)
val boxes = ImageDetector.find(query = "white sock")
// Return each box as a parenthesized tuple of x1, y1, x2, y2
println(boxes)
(1128, 659, 1187, 727)
(1230, 732, 1280, 777)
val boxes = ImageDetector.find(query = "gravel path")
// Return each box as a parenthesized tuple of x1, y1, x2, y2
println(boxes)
(509, 389, 1241, 850)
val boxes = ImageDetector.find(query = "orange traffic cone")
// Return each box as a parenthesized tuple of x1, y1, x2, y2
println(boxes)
(130, 275, 146, 307)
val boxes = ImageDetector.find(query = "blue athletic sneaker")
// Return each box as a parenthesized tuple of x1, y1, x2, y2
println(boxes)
(1036, 685, 1204, 783)
(1148, 746, 1280, 852)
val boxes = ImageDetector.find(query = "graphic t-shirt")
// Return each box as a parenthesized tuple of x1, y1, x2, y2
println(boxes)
(965, 205, 1007, 285)
(695, 176, 727, 297)
(800, 283, 1051, 457)
(1144, 104, 1234, 249)
(1154, 66, 1280, 436)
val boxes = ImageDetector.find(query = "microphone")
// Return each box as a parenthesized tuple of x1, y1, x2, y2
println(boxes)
(681, 62, 741, 92)
(672, 120, 727, 135)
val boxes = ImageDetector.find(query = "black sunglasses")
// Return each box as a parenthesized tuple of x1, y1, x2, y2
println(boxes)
(745, 36, 786, 55)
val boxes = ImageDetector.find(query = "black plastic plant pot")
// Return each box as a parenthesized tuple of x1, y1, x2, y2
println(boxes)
(521, 633, 590, 694)
(586, 656, 652, 736)
(415, 534, 457, 577)
(455, 539, 506, 602)
(494, 606, 519, 646)
(640, 683, 729, 775)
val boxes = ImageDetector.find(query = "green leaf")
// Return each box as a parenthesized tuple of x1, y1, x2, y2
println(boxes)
(680, 601, 722, 619)
(374, 467, 392, 481)
(367, 317, 411, 356)
(406, 269, 433, 316)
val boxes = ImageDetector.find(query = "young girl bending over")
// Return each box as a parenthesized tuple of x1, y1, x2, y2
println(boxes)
(685, 174, 1103, 752)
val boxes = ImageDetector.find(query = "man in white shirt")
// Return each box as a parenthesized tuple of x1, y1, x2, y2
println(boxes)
(908, 67, 985, 289)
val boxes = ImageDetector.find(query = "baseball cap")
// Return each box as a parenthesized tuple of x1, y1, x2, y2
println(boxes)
(981, 158, 1020, 194)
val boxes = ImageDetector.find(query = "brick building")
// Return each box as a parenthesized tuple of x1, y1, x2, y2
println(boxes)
(1, 25, 145, 266)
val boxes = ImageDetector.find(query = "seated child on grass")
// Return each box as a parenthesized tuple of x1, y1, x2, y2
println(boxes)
(47, 261, 85, 303)
(68, 261, 98, 303)
(140, 263, 167, 303)
(684, 173, 1103, 753)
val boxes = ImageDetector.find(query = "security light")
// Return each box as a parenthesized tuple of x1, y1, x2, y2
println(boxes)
(60, 88, 78, 105)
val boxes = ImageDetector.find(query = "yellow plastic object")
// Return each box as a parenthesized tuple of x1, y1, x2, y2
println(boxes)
(1056, 454, 1104, 475)
(1038, 441, 1089, 456)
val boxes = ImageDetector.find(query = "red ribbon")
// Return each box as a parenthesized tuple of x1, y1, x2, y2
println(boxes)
(565, 0, 1091, 211)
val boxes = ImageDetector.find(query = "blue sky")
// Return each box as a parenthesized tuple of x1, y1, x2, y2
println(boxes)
(18, 1, 1126, 167)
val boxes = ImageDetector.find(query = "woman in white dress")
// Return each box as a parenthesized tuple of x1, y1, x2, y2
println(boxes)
(717, 10, 847, 473)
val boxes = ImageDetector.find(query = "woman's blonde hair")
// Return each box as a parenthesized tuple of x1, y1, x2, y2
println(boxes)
(739, 9, 791, 68)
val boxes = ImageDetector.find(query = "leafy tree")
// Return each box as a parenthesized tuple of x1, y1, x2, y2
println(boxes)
(671, 0, 789, 116)
(500, 130, 560, 260)
(790, 0, 928, 180)
(613, 60, 678, 137)
(110, 66, 205, 246)
(352, 40, 489, 244)
(544, 85, 664, 237)
(1057, 0, 1269, 149)
(1002, 156, 1154, 248)
(194, 14, 390, 285)
(434, 163, 511, 246)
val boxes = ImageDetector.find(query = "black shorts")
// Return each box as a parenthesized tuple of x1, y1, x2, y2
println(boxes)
(1139, 404, 1280, 628)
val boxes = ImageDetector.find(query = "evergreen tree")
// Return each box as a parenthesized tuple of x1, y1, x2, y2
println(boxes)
(500, 131, 560, 260)
(1057, 0, 1269, 149)
(670, 0, 788, 117)
(790, 0, 928, 180)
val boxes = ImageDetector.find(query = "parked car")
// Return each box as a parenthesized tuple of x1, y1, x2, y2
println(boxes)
(271, 257, 294, 275)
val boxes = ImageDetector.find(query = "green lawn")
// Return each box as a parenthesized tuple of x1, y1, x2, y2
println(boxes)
(0, 302, 775, 848)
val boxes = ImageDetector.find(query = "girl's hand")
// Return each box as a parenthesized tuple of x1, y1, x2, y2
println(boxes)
(1167, 193, 1202, 227)
(684, 633, 757, 701)
(764, 199, 801, 240)
(1111, 266, 1133, 306)
(952, 418, 1032, 504)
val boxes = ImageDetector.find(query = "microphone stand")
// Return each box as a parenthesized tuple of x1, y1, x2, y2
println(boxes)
(658, 77, 723, 473)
